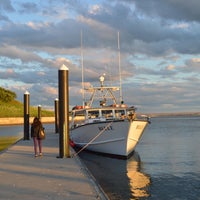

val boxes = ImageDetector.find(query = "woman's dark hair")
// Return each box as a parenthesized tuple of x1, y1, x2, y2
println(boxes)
(33, 117, 41, 127)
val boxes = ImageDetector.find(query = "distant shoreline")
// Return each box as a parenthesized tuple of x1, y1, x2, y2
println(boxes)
(147, 112, 200, 118)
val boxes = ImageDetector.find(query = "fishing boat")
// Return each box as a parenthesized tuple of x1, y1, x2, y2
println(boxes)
(70, 32, 150, 158)
(70, 74, 150, 159)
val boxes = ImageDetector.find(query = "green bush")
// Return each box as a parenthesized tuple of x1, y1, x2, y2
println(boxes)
(0, 87, 16, 102)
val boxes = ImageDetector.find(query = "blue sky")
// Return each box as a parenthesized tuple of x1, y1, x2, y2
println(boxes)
(0, 0, 200, 113)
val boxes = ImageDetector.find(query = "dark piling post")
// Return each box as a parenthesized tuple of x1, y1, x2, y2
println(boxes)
(38, 105, 41, 120)
(23, 91, 30, 140)
(58, 64, 70, 158)
(54, 98, 59, 133)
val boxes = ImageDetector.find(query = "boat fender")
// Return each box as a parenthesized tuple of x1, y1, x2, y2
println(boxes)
(70, 139, 75, 147)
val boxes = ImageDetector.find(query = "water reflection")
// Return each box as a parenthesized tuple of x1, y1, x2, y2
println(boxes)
(127, 153, 150, 199)
(77, 150, 150, 199)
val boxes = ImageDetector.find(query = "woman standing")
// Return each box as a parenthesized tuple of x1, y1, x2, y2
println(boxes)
(31, 117, 43, 157)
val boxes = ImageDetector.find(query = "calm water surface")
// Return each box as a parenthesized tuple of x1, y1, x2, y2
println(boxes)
(78, 117, 200, 200)
(0, 125, 23, 137)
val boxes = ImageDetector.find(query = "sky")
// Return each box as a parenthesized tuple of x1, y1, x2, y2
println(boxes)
(0, 0, 200, 113)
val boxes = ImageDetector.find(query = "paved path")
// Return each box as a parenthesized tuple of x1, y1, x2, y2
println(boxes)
(0, 131, 108, 200)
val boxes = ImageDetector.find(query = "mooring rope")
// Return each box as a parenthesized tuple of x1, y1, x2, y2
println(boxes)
(72, 121, 113, 157)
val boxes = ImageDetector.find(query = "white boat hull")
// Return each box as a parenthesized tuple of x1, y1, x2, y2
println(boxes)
(70, 119, 148, 158)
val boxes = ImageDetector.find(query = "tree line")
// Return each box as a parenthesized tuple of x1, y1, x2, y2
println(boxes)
(0, 87, 16, 102)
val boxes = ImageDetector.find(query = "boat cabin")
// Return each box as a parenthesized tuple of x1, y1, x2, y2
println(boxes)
(71, 106, 136, 128)
(70, 75, 138, 128)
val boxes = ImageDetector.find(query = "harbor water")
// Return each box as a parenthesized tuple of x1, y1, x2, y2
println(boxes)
(0, 125, 23, 138)
(1, 117, 200, 199)
(77, 116, 200, 200)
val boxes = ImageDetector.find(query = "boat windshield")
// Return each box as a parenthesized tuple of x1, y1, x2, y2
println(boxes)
(73, 110, 85, 124)
(115, 109, 126, 119)
(88, 110, 99, 118)
(102, 110, 113, 119)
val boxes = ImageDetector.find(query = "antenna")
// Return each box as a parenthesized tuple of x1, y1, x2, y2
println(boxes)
(81, 30, 85, 107)
(118, 31, 123, 103)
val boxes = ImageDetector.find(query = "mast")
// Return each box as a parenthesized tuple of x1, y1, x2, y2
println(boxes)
(118, 31, 123, 103)
(81, 30, 85, 107)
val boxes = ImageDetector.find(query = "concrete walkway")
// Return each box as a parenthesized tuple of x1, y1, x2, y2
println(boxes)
(0, 131, 108, 200)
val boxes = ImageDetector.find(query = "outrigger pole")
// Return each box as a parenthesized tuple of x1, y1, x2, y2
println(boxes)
(81, 30, 85, 107)
(118, 31, 123, 104)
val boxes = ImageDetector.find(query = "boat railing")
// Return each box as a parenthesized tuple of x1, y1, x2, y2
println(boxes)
(86, 117, 106, 124)
(136, 114, 151, 123)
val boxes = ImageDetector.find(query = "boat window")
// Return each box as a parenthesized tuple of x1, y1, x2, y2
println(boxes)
(73, 110, 85, 122)
(102, 110, 113, 118)
(74, 110, 85, 116)
(115, 109, 126, 119)
(88, 110, 99, 118)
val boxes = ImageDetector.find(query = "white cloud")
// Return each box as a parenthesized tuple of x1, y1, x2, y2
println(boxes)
(191, 58, 200, 63)
(27, 21, 50, 30)
(89, 4, 102, 15)
(170, 23, 189, 29)
(166, 64, 175, 71)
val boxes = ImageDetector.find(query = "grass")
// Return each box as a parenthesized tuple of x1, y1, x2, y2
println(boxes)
(0, 136, 21, 152)
(0, 100, 54, 117)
